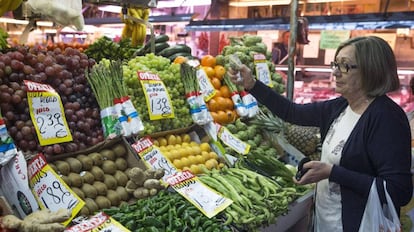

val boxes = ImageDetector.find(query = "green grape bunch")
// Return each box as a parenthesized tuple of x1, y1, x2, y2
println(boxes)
(123, 53, 192, 134)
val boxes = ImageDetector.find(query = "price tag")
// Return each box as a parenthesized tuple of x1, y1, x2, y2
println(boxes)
(166, 170, 232, 218)
(28, 154, 84, 225)
(254, 54, 273, 87)
(64, 212, 129, 232)
(24, 80, 73, 146)
(131, 136, 178, 180)
(196, 68, 216, 102)
(218, 124, 250, 155)
(137, 71, 175, 120)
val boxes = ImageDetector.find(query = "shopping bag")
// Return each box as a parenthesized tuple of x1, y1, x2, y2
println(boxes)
(358, 180, 401, 232)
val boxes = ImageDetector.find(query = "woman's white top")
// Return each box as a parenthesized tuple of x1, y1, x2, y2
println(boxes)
(314, 106, 361, 231)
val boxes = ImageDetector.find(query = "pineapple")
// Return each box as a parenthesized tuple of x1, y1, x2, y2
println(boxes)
(285, 124, 320, 157)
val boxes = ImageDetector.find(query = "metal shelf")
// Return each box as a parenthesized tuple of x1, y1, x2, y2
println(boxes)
(185, 11, 414, 31)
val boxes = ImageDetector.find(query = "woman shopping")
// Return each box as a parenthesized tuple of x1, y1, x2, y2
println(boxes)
(228, 36, 413, 232)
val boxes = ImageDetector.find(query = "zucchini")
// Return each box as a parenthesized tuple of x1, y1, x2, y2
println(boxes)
(154, 42, 170, 54)
(159, 44, 192, 58)
(154, 34, 170, 43)
(168, 52, 192, 62)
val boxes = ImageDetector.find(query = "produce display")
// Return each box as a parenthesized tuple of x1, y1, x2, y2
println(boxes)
(123, 53, 192, 134)
(0, 45, 103, 156)
(49, 141, 135, 216)
(125, 166, 165, 200)
(84, 36, 138, 62)
(0, 31, 319, 232)
(135, 34, 194, 62)
(103, 190, 232, 232)
(216, 34, 285, 94)
(199, 166, 304, 231)
(153, 133, 224, 174)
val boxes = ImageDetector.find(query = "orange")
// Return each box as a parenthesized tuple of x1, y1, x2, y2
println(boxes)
(210, 77, 221, 90)
(201, 55, 216, 67)
(215, 110, 228, 124)
(214, 96, 227, 111)
(173, 56, 188, 64)
(225, 109, 237, 123)
(202, 66, 215, 78)
(219, 85, 231, 98)
(223, 97, 234, 110)
(207, 98, 219, 112)
(214, 65, 226, 80)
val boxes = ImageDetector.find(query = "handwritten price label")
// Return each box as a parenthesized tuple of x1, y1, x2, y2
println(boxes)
(24, 80, 72, 146)
(138, 71, 175, 120)
(166, 170, 232, 218)
(196, 68, 216, 102)
(254, 54, 273, 87)
(28, 154, 84, 226)
(218, 125, 250, 155)
(131, 137, 178, 180)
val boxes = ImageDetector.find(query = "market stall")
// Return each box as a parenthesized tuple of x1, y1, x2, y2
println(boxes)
(0, 0, 322, 231)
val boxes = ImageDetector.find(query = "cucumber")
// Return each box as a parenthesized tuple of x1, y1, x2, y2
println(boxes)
(168, 52, 192, 62)
(154, 34, 169, 43)
(158, 44, 192, 58)
(154, 42, 170, 54)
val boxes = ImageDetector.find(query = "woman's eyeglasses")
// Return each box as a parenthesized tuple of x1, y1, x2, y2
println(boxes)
(330, 61, 358, 73)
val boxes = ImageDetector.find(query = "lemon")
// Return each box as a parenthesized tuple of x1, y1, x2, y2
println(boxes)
(195, 155, 205, 164)
(175, 135, 182, 145)
(192, 146, 202, 156)
(167, 134, 177, 145)
(198, 164, 207, 173)
(152, 139, 160, 147)
(201, 151, 210, 161)
(166, 144, 175, 151)
(157, 137, 168, 146)
(190, 141, 198, 147)
(187, 155, 197, 165)
(180, 157, 191, 167)
(173, 159, 184, 169)
(181, 142, 190, 147)
(190, 164, 200, 175)
(199, 142, 211, 152)
(181, 134, 191, 143)
(205, 159, 218, 170)
(208, 151, 218, 160)
(170, 150, 180, 160)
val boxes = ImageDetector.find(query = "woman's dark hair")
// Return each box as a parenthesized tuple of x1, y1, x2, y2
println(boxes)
(335, 36, 399, 97)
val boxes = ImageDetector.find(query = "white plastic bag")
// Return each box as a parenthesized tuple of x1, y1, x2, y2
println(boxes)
(27, 0, 84, 30)
(358, 180, 401, 232)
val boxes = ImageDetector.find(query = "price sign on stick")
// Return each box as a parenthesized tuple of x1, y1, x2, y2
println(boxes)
(28, 154, 84, 226)
(138, 71, 175, 120)
(254, 54, 273, 87)
(24, 80, 72, 146)
(196, 68, 216, 101)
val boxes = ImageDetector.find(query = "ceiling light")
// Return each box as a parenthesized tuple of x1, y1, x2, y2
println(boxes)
(157, 0, 211, 8)
(229, 0, 293, 6)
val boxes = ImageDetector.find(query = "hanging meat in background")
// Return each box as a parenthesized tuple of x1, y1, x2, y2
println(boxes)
(218, 33, 230, 54)
(197, 32, 209, 53)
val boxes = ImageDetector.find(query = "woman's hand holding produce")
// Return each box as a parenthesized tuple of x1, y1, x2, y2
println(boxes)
(227, 65, 256, 91)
